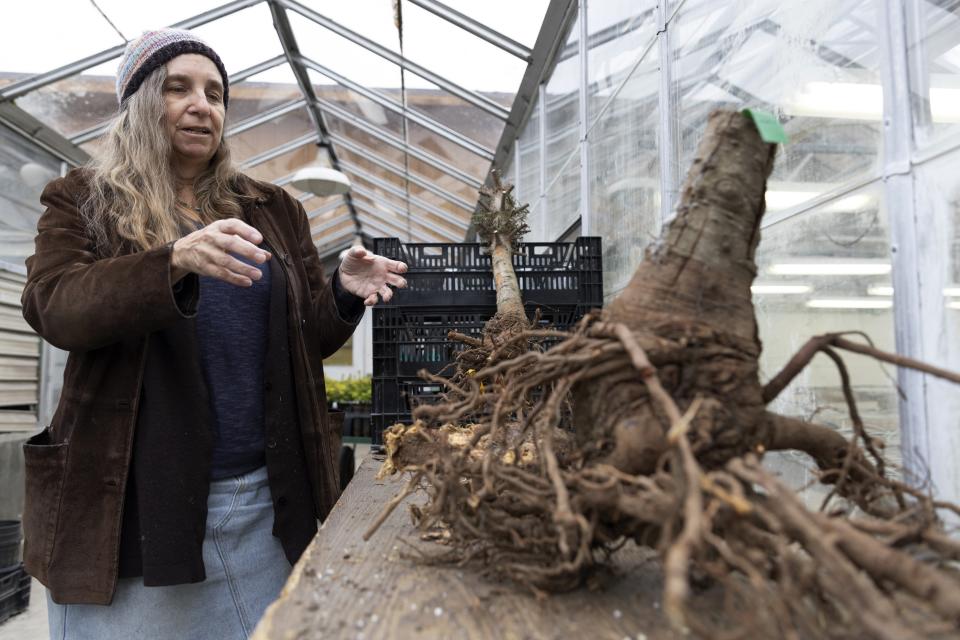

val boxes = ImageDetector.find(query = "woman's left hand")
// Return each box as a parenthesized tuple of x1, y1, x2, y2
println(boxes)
(338, 246, 408, 306)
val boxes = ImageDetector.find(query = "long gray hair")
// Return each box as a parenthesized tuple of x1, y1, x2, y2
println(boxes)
(82, 65, 246, 255)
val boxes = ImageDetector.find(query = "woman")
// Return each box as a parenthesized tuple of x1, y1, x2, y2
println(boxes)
(20, 28, 406, 639)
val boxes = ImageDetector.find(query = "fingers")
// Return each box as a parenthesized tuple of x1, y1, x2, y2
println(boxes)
(347, 246, 369, 260)
(385, 273, 407, 288)
(172, 218, 271, 287)
(218, 233, 270, 265)
(208, 265, 254, 288)
(192, 245, 263, 286)
(213, 251, 264, 283)
(215, 218, 264, 246)
(389, 259, 408, 274)
(361, 282, 401, 307)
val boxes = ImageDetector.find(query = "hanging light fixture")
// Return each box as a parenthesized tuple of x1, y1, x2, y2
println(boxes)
(290, 166, 352, 197)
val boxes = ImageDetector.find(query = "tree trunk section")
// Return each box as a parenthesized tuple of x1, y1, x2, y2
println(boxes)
(573, 111, 777, 472)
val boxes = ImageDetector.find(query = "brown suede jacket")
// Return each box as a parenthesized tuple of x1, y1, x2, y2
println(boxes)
(20, 169, 356, 604)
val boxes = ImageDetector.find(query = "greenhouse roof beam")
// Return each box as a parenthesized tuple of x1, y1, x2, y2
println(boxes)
(328, 133, 475, 212)
(352, 201, 447, 242)
(556, 8, 656, 65)
(483, 0, 577, 219)
(314, 227, 357, 256)
(339, 159, 469, 230)
(279, 0, 510, 120)
(316, 239, 360, 261)
(298, 56, 495, 161)
(314, 97, 483, 189)
(225, 98, 308, 137)
(229, 54, 290, 83)
(307, 198, 345, 221)
(406, 0, 533, 62)
(353, 210, 414, 240)
(311, 212, 352, 234)
(0, 0, 265, 102)
(238, 132, 316, 169)
(0, 102, 90, 167)
(313, 225, 355, 246)
(351, 184, 462, 241)
(267, 0, 362, 234)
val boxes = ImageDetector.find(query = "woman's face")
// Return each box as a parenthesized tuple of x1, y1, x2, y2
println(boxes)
(162, 54, 226, 175)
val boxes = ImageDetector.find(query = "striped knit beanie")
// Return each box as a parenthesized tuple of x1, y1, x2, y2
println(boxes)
(116, 28, 229, 108)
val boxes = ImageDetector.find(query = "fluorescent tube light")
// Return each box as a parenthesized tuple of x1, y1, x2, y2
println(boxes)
(948, 301, 960, 310)
(785, 81, 960, 123)
(826, 194, 873, 212)
(867, 285, 894, 296)
(765, 190, 819, 211)
(751, 283, 812, 294)
(943, 287, 960, 297)
(786, 82, 883, 120)
(931, 87, 960, 123)
(768, 261, 891, 276)
(807, 298, 893, 309)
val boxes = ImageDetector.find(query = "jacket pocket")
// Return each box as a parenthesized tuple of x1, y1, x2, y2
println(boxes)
(22, 427, 68, 572)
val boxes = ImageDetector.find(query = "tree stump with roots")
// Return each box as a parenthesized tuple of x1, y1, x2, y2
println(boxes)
(367, 110, 960, 640)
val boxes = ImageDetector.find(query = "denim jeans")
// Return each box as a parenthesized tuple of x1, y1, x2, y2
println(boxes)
(47, 465, 291, 640)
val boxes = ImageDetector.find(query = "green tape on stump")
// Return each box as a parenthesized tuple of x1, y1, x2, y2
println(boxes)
(742, 109, 788, 144)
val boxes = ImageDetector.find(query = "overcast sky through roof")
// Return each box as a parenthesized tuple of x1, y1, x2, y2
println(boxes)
(1, 0, 549, 92)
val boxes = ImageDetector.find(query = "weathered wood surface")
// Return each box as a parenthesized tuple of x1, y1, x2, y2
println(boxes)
(253, 456, 688, 640)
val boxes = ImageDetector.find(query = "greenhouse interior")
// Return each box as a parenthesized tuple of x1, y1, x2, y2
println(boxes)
(1, 0, 960, 638)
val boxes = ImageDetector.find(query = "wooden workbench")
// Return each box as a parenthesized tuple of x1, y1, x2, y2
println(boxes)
(253, 456, 687, 640)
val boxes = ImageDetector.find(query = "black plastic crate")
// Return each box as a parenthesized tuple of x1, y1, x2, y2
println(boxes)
(373, 303, 585, 379)
(370, 237, 603, 445)
(0, 565, 29, 624)
(373, 378, 446, 415)
(371, 378, 449, 445)
(371, 375, 562, 444)
(374, 237, 602, 308)
(371, 304, 597, 444)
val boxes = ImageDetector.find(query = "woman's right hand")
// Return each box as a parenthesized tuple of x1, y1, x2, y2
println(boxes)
(171, 218, 271, 287)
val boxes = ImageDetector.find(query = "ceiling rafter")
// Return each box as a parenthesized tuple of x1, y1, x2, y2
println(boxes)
(278, 0, 510, 120)
(313, 224, 355, 243)
(0, 0, 265, 102)
(352, 211, 415, 240)
(298, 55, 495, 161)
(483, 0, 575, 229)
(312, 226, 357, 254)
(274, 133, 476, 216)
(266, 0, 363, 237)
(406, 0, 533, 61)
(339, 159, 469, 230)
(0, 102, 90, 167)
(306, 197, 345, 221)
(238, 132, 315, 169)
(329, 132, 474, 211)
(352, 202, 448, 243)
(351, 184, 461, 241)
(225, 98, 308, 138)
(314, 96, 483, 189)
(311, 212, 352, 234)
